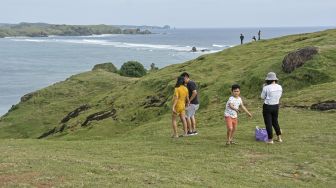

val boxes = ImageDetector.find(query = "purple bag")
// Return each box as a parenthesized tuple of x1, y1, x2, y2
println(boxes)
(255, 126, 268, 142)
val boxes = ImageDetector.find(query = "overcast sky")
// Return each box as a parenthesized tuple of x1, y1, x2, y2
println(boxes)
(1, 0, 335, 28)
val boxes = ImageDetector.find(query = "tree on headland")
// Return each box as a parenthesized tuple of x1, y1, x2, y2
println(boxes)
(120, 61, 147, 77)
(163, 25, 170, 29)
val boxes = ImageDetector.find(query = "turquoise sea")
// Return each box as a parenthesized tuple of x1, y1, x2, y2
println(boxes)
(0, 27, 333, 115)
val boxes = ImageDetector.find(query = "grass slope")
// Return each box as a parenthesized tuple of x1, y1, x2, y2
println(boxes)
(0, 109, 335, 187)
(0, 29, 335, 187)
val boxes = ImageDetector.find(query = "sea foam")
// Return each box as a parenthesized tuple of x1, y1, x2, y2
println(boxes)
(10, 38, 223, 53)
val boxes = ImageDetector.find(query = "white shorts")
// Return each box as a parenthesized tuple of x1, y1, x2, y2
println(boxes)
(186, 104, 199, 118)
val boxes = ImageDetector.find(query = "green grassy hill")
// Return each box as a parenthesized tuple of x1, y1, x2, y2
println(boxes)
(1, 29, 335, 139)
(0, 29, 335, 187)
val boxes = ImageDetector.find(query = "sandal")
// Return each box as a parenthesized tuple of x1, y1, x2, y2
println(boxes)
(274, 138, 283, 142)
(230, 140, 238, 145)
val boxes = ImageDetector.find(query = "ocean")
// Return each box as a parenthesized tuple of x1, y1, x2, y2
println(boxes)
(0, 27, 333, 115)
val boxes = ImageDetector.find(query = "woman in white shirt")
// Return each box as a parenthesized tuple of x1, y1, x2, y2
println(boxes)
(261, 72, 283, 144)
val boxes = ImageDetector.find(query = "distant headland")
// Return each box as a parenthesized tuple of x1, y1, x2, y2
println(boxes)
(0, 23, 171, 38)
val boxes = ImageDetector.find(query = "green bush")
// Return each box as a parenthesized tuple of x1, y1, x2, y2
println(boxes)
(119, 61, 147, 77)
(92, 62, 118, 73)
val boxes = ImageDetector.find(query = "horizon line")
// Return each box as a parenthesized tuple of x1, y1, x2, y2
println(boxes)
(1, 22, 335, 29)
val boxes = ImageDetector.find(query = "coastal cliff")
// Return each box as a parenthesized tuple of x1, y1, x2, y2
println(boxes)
(0, 22, 152, 37)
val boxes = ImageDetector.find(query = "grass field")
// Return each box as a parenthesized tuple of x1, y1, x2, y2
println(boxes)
(1, 107, 335, 187)
(0, 29, 335, 187)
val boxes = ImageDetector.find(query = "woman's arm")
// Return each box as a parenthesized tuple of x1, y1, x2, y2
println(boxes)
(261, 86, 267, 99)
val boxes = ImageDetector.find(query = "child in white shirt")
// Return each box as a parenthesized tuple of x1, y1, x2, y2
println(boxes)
(224, 84, 252, 145)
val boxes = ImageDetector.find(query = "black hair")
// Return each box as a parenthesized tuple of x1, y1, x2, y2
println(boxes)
(175, 76, 185, 88)
(231, 84, 240, 91)
(180, 72, 190, 78)
(266, 80, 278, 85)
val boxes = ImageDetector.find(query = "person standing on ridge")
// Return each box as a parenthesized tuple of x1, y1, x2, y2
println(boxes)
(181, 72, 200, 135)
(252, 36, 257, 41)
(240, 34, 244, 45)
(258, 30, 261, 40)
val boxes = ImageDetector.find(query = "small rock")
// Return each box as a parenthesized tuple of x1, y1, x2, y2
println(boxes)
(311, 100, 336, 111)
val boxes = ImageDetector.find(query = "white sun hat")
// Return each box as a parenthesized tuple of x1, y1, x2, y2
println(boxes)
(265, 72, 278, 80)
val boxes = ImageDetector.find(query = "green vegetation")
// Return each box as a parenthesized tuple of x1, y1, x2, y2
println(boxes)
(0, 29, 335, 187)
(119, 61, 147, 77)
(92, 62, 118, 73)
(0, 23, 151, 37)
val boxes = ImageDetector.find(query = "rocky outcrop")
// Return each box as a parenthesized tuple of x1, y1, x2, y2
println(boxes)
(60, 104, 90, 123)
(283, 100, 336, 111)
(142, 94, 167, 108)
(20, 92, 36, 102)
(38, 105, 116, 138)
(282, 47, 318, 73)
(282, 104, 310, 109)
(81, 109, 117, 127)
(37, 127, 57, 139)
(311, 100, 336, 111)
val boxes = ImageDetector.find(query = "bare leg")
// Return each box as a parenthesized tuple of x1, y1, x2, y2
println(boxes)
(191, 115, 197, 132)
(230, 119, 238, 143)
(225, 116, 232, 144)
(179, 113, 188, 135)
(227, 126, 233, 143)
(186, 116, 192, 133)
(230, 125, 236, 141)
(172, 113, 178, 137)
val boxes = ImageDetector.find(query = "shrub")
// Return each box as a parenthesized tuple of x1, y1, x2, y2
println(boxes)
(92, 62, 118, 73)
(119, 61, 147, 77)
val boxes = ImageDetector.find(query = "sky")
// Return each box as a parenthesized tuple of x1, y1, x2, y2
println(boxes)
(0, 0, 335, 28)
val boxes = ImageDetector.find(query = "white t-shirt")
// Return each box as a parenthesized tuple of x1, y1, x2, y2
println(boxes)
(261, 84, 282, 105)
(224, 96, 242, 118)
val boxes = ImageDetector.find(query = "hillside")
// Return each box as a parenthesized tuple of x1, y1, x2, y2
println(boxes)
(0, 29, 335, 139)
(0, 29, 335, 187)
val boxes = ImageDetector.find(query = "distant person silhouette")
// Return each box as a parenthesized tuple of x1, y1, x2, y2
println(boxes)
(252, 36, 257, 41)
(258, 30, 261, 40)
(240, 34, 244, 45)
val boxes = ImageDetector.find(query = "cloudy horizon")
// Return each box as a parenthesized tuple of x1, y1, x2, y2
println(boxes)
(1, 0, 335, 28)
